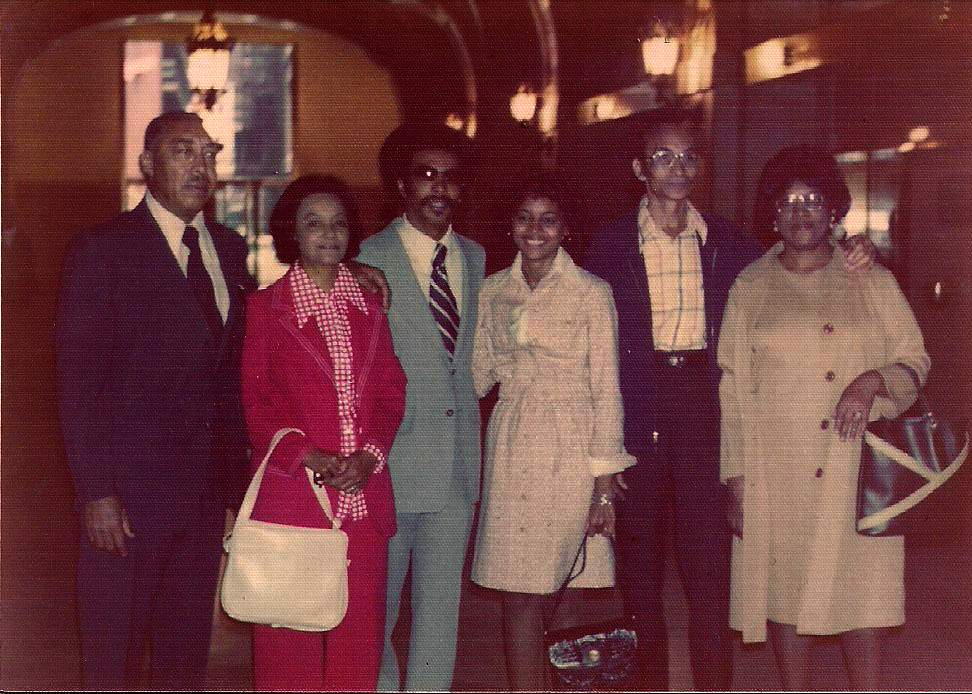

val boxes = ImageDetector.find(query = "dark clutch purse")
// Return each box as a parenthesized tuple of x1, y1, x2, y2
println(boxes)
(544, 539, 638, 690)
(857, 397, 969, 537)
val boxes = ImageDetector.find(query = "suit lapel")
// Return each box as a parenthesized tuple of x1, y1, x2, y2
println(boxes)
(454, 234, 476, 354)
(130, 201, 213, 345)
(208, 221, 249, 353)
(620, 213, 656, 353)
(379, 224, 452, 368)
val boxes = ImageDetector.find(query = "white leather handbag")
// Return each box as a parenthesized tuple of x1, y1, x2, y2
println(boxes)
(221, 428, 349, 631)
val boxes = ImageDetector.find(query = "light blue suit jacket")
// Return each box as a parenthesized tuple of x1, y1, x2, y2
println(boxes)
(357, 218, 485, 513)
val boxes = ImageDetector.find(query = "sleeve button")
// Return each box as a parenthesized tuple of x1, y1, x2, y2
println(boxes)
(815, 468, 824, 478)
(821, 419, 830, 430)
(823, 323, 834, 334)
(445, 409, 454, 417)
(825, 371, 835, 382)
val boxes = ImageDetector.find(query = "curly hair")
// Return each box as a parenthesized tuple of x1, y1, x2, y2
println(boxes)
(268, 175, 360, 265)
(377, 122, 472, 192)
(752, 147, 852, 244)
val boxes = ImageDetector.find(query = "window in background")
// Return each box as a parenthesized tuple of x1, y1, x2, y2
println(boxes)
(124, 40, 293, 287)
(836, 148, 905, 266)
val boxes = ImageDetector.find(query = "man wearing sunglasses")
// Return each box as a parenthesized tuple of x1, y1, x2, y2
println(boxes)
(357, 123, 485, 691)
(584, 106, 873, 690)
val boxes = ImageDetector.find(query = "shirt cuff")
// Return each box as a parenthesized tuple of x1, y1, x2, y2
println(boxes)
(589, 451, 636, 477)
(361, 442, 387, 475)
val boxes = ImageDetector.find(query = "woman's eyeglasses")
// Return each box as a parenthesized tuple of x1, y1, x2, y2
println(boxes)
(775, 192, 826, 214)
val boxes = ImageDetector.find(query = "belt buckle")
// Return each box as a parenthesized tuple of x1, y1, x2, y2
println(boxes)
(666, 354, 685, 368)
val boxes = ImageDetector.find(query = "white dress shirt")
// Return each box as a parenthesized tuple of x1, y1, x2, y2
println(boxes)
(397, 214, 464, 313)
(145, 190, 230, 321)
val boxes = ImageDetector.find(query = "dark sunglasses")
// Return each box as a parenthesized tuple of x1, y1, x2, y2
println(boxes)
(409, 166, 463, 187)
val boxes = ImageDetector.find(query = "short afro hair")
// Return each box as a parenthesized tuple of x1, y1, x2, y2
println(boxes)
(378, 122, 472, 192)
(143, 111, 205, 152)
(506, 171, 572, 226)
(268, 175, 360, 265)
(632, 105, 703, 157)
(753, 147, 852, 243)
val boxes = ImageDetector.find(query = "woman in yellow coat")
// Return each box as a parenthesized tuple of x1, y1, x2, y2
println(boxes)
(718, 148, 929, 689)
(471, 177, 634, 689)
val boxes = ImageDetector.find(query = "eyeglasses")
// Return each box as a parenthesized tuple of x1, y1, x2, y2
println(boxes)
(646, 149, 701, 171)
(409, 166, 463, 187)
(775, 192, 827, 214)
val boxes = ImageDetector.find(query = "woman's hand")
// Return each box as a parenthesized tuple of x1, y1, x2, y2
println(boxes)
(834, 370, 884, 441)
(302, 448, 344, 487)
(585, 475, 616, 538)
(839, 234, 876, 273)
(326, 450, 379, 495)
(726, 476, 744, 538)
(345, 260, 391, 311)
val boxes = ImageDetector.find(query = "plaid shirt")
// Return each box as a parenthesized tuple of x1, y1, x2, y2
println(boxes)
(638, 197, 708, 351)
(290, 263, 385, 521)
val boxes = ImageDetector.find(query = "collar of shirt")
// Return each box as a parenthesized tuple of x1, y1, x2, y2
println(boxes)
(398, 213, 456, 262)
(637, 196, 708, 247)
(290, 262, 368, 328)
(145, 189, 209, 263)
(510, 246, 574, 290)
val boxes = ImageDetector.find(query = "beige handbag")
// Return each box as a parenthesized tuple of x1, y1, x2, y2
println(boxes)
(220, 427, 349, 631)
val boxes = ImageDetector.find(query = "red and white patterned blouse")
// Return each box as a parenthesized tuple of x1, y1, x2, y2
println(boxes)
(290, 262, 385, 521)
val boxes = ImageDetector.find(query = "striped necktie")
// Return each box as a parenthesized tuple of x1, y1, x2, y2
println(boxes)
(429, 242, 460, 360)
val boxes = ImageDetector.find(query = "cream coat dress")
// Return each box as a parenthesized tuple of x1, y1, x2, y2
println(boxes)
(718, 246, 930, 643)
(470, 249, 635, 594)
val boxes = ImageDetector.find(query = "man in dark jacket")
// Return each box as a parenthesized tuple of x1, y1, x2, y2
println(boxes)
(56, 111, 255, 689)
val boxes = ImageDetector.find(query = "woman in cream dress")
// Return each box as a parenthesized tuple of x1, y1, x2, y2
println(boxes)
(471, 178, 634, 689)
(719, 148, 929, 690)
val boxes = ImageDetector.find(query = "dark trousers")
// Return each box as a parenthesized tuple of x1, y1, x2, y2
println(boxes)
(77, 505, 223, 690)
(615, 361, 731, 691)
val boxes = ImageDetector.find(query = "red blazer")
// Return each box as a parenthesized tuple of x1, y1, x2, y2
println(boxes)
(240, 270, 407, 539)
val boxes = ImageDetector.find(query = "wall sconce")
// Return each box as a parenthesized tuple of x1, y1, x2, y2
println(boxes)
(744, 33, 821, 85)
(510, 83, 538, 124)
(185, 10, 236, 110)
(444, 113, 465, 132)
(640, 19, 680, 76)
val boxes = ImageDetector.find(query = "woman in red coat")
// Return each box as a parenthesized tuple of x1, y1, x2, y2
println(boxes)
(241, 175, 407, 691)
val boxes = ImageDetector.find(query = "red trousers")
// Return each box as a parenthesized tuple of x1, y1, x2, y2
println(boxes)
(252, 522, 388, 692)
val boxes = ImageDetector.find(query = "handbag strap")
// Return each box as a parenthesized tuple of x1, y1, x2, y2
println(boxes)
(547, 537, 588, 626)
(235, 427, 340, 528)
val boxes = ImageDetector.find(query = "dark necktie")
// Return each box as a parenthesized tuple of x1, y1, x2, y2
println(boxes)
(182, 225, 223, 337)
(429, 242, 460, 360)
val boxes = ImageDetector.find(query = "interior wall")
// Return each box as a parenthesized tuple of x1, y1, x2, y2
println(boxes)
(3, 18, 401, 520)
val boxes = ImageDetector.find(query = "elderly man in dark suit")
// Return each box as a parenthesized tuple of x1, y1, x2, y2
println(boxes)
(56, 111, 255, 689)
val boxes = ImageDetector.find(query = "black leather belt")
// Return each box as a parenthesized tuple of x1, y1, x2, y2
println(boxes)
(653, 349, 708, 369)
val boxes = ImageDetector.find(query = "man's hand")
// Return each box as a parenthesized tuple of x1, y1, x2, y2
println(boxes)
(726, 476, 744, 538)
(839, 234, 876, 273)
(346, 260, 391, 311)
(84, 495, 135, 556)
(327, 450, 379, 495)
